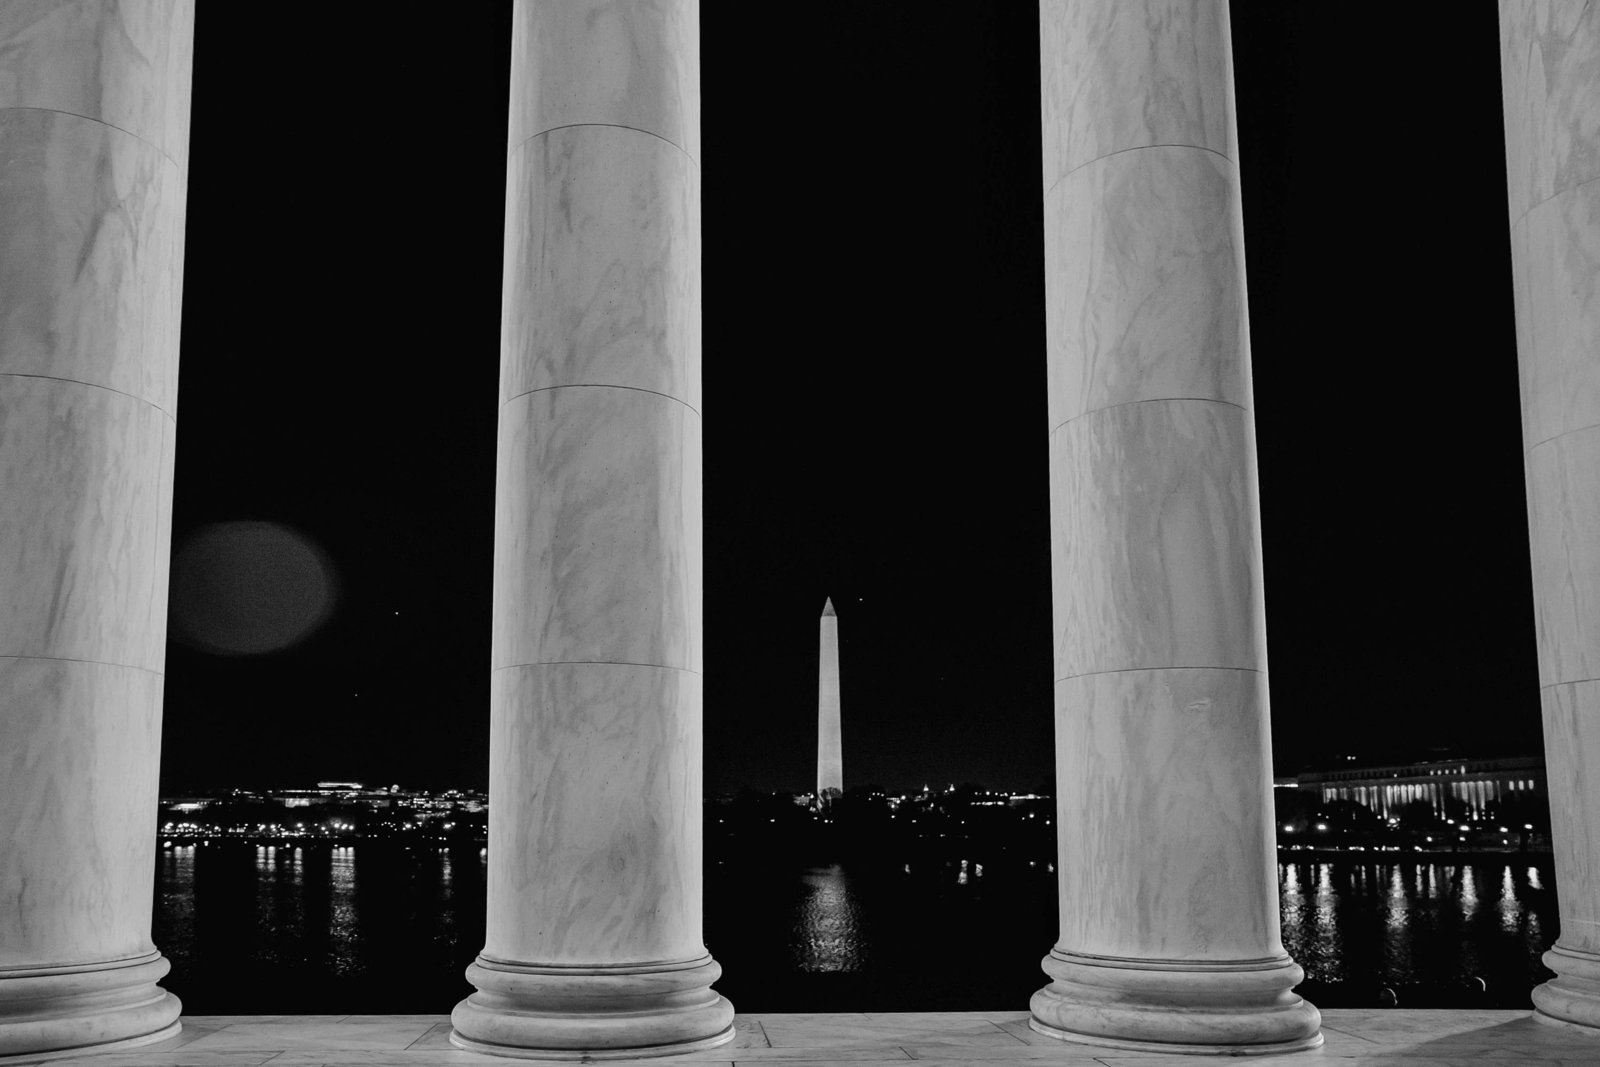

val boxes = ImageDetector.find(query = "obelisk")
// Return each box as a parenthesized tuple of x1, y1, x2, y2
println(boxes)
(817, 598, 843, 805)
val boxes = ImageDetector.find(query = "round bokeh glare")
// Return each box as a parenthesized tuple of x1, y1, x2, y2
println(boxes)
(170, 521, 337, 656)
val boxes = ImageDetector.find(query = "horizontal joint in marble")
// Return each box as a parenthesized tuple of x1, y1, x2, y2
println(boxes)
(1047, 396, 1249, 440)
(0, 103, 183, 173)
(1044, 140, 1234, 202)
(502, 383, 701, 421)
(492, 660, 702, 676)
(511, 121, 697, 167)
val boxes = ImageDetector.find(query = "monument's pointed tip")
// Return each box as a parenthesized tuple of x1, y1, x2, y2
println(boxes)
(822, 597, 836, 617)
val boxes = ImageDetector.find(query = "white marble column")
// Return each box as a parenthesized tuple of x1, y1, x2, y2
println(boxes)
(1031, 0, 1320, 1053)
(1499, 1, 1600, 1031)
(0, 1, 191, 1059)
(449, 0, 732, 1057)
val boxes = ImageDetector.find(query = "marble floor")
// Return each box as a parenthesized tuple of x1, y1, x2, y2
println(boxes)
(6, 1010, 1600, 1066)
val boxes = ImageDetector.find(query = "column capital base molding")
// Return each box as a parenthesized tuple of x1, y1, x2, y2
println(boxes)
(0, 952, 182, 1061)
(451, 953, 734, 1059)
(1533, 943, 1600, 1030)
(1029, 948, 1322, 1054)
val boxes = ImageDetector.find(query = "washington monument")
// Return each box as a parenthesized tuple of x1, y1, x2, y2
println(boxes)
(817, 597, 843, 804)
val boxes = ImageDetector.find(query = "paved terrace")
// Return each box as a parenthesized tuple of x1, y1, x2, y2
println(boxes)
(7, 1011, 1600, 1067)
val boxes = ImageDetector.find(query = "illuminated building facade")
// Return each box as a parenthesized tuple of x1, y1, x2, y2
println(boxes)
(1297, 757, 1547, 822)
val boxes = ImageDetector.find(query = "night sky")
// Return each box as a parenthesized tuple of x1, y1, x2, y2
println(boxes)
(160, 4, 1535, 796)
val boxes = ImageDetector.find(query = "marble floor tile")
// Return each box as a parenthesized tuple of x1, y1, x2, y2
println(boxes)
(399, 1021, 453, 1049)
(10, 1010, 1597, 1066)
(724, 1049, 911, 1061)
(732, 1016, 771, 1048)
(1320, 1008, 1528, 1031)
(989, 1017, 1043, 1045)
(900, 1045, 1105, 1062)
(5, 1055, 278, 1067)
(760, 1014, 1023, 1048)
(181, 1020, 436, 1052)
(266, 1052, 550, 1066)
(186, 1015, 353, 1025)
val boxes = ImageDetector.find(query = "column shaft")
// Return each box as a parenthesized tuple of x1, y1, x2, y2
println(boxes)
(1499, 1, 1600, 1029)
(0, 0, 191, 1058)
(450, 0, 732, 1057)
(1031, 0, 1319, 1053)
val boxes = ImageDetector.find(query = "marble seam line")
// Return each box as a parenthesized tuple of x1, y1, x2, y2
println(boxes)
(1047, 395, 1249, 438)
(1, 372, 175, 422)
(1043, 141, 1234, 202)
(1525, 418, 1600, 457)
(503, 382, 700, 420)
(493, 660, 701, 676)
(1510, 169, 1600, 230)
(1317, 1023, 1382, 1045)
(509, 121, 699, 168)
(0, 104, 184, 174)
(987, 1020, 1029, 1045)
(1053, 665, 1261, 685)
(0, 652, 163, 677)
(1541, 677, 1600, 691)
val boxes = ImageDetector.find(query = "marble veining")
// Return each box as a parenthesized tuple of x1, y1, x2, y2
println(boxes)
(0, 0, 193, 171)
(0, 658, 163, 968)
(0, 3, 190, 1057)
(0, 377, 172, 672)
(1038, 0, 1233, 191)
(1540, 682, 1600, 957)
(1049, 399, 1266, 680)
(1045, 146, 1250, 431)
(491, 387, 701, 674)
(1038, 0, 1306, 1049)
(1524, 427, 1600, 687)
(1512, 180, 1600, 452)
(0, 109, 184, 415)
(506, 0, 699, 163)
(1052, 667, 1278, 960)
(499, 125, 700, 410)
(1498, 1, 1600, 225)
(484, 662, 703, 966)
(1500, 1, 1600, 1032)
(459, 0, 722, 1053)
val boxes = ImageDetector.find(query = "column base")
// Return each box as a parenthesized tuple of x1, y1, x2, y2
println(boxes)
(450, 953, 734, 1060)
(1533, 943, 1600, 1030)
(1029, 949, 1321, 1055)
(0, 952, 182, 1061)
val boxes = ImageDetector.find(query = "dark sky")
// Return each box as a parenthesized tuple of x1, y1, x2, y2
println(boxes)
(161, 3, 1535, 796)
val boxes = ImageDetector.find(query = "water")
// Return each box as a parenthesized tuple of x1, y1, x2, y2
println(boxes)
(152, 844, 1556, 1013)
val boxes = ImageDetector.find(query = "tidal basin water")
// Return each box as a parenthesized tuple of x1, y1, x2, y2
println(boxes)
(152, 845, 1557, 1014)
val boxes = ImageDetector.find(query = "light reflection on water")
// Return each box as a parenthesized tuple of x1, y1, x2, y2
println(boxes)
(1278, 860, 1555, 993)
(794, 865, 865, 973)
(152, 845, 1557, 1012)
(329, 847, 359, 973)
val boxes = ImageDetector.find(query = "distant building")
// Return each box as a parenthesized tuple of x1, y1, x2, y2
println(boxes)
(1295, 755, 1545, 821)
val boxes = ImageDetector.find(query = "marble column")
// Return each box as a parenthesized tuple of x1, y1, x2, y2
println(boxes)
(1030, 0, 1320, 1054)
(449, 0, 732, 1058)
(0, 0, 191, 1059)
(1499, 1, 1600, 1031)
